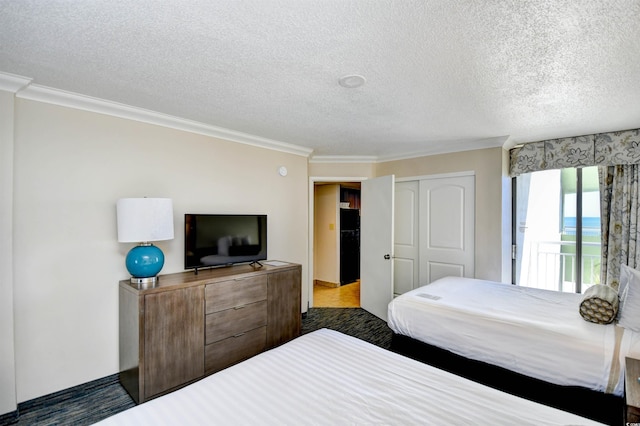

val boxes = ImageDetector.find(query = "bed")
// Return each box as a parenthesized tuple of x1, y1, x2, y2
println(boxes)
(95, 328, 604, 425)
(387, 276, 640, 423)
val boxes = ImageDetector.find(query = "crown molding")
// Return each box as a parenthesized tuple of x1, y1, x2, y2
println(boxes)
(14, 83, 313, 157)
(308, 155, 378, 164)
(0, 72, 32, 93)
(310, 136, 510, 164)
(375, 135, 511, 162)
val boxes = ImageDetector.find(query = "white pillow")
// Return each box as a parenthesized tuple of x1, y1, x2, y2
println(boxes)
(620, 264, 631, 295)
(619, 264, 632, 317)
(618, 265, 640, 332)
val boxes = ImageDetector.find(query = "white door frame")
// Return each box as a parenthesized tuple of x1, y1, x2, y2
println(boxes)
(308, 176, 368, 309)
(307, 171, 474, 310)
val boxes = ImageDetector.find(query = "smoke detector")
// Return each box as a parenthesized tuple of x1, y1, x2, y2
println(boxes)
(338, 74, 366, 88)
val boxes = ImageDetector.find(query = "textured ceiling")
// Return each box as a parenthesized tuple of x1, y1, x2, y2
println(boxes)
(1, 0, 639, 161)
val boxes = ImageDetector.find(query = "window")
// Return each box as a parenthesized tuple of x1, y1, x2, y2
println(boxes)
(513, 166, 601, 293)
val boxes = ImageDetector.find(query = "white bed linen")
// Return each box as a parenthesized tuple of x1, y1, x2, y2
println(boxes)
(96, 328, 603, 425)
(387, 276, 640, 396)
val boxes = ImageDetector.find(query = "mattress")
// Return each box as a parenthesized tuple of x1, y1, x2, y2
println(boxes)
(96, 328, 604, 425)
(387, 276, 640, 396)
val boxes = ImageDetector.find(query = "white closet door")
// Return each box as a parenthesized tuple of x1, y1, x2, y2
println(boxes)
(393, 180, 419, 296)
(419, 175, 475, 283)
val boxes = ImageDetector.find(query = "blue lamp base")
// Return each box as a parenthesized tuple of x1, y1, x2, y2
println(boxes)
(126, 243, 165, 286)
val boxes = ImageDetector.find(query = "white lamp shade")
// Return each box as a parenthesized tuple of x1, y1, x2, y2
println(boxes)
(117, 198, 174, 243)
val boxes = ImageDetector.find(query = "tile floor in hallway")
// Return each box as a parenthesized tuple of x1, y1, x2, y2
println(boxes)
(313, 280, 360, 307)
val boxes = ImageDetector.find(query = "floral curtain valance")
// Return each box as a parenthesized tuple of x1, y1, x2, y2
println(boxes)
(509, 128, 640, 177)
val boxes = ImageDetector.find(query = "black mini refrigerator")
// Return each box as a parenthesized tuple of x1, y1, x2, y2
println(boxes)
(340, 209, 360, 285)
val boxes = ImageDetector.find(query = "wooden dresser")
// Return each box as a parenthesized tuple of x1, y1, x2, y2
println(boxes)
(119, 262, 301, 403)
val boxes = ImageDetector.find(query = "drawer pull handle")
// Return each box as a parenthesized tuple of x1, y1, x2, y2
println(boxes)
(234, 305, 246, 310)
(233, 333, 245, 338)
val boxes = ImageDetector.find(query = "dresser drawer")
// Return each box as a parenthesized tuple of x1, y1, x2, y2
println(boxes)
(205, 276, 267, 314)
(205, 326, 266, 374)
(206, 300, 267, 344)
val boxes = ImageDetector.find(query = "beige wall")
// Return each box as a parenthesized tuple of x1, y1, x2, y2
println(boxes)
(0, 90, 17, 416)
(313, 184, 339, 284)
(11, 98, 309, 403)
(376, 147, 510, 282)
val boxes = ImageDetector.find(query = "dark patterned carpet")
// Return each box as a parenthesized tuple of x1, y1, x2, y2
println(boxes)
(0, 308, 392, 426)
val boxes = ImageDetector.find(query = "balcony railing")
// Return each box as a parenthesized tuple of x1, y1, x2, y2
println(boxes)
(518, 240, 601, 293)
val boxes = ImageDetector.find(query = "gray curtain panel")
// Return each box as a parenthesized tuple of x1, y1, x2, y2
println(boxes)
(599, 164, 640, 290)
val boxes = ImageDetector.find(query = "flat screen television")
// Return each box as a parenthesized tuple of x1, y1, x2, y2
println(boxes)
(185, 214, 267, 271)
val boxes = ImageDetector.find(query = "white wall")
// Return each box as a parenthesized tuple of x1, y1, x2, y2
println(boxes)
(0, 90, 17, 415)
(11, 98, 309, 403)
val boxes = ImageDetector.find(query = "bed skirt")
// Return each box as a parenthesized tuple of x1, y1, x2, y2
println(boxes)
(391, 333, 623, 426)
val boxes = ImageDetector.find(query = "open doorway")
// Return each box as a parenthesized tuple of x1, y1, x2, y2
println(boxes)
(309, 178, 364, 308)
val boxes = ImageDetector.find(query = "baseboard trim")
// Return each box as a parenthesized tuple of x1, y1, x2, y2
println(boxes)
(314, 279, 339, 288)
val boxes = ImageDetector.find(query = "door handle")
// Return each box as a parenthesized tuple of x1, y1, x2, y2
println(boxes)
(384, 254, 391, 260)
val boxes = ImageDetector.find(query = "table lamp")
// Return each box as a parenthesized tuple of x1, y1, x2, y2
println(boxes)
(116, 198, 174, 285)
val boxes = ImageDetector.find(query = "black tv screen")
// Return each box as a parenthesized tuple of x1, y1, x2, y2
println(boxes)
(185, 214, 267, 270)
